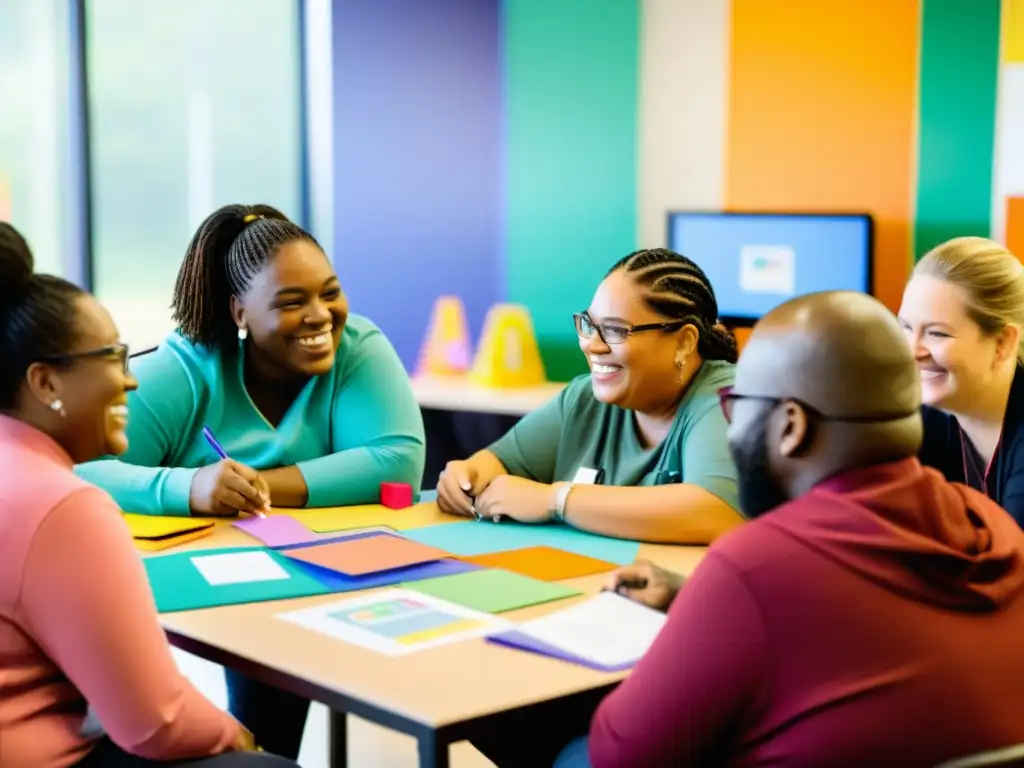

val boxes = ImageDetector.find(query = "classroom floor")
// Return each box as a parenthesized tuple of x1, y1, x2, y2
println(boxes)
(173, 649, 496, 767)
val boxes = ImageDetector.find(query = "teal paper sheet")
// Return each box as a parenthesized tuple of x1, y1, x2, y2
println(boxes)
(404, 521, 640, 565)
(144, 546, 330, 613)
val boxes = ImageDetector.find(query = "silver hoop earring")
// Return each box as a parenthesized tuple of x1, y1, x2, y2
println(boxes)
(50, 399, 66, 417)
(237, 327, 248, 341)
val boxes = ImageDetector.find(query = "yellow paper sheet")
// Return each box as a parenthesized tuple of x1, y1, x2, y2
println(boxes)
(133, 526, 214, 552)
(293, 504, 434, 533)
(123, 513, 214, 540)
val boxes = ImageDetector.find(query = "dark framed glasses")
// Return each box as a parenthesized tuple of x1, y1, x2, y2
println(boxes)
(717, 385, 917, 426)
(39, 343, 131, 373)
(573, 312, 687, 345)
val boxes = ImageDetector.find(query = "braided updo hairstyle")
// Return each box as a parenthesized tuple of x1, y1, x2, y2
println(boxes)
(172, 204, 321, 349)
(608, 248, 738, 363)
(0, 223, 86, 409)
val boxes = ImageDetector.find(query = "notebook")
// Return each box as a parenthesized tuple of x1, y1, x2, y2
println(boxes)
(487, 591, 667, 671)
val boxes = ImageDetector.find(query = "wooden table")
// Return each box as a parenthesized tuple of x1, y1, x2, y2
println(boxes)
(411, 375, 566, 416)
(155, 505, 707, 768)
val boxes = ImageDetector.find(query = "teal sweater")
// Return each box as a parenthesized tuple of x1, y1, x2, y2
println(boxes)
(75, 315, 426, 515)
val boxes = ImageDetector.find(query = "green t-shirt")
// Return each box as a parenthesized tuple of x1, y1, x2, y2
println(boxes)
(488, 359, 740, 511)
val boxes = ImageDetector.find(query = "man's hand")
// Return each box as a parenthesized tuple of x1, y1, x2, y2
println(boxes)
(605, 560, 685, 612)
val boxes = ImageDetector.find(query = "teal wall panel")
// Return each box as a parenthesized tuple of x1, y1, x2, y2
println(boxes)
(914, 0, 1001, 258)
(503, 0, 640, 380)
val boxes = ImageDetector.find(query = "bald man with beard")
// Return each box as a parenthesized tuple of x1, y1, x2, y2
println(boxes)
(571, 292, 1024, 767)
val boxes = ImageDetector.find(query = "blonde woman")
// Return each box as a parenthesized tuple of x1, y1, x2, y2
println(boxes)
(897, 236, 1024, 524)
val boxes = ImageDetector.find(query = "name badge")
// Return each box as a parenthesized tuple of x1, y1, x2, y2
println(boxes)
(572, 466, 602, 485)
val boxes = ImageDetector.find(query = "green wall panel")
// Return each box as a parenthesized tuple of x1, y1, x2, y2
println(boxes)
(914, 0, 1001, 258)
(503, 0, 640, 381)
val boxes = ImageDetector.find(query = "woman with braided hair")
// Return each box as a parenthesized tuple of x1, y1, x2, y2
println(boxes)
(76, 203, 425, 758)
(437, 247, 744, 546)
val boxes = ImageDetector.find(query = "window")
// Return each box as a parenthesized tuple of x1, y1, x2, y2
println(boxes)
(86, 0, 304, 349)
(0, 0, 72, 277)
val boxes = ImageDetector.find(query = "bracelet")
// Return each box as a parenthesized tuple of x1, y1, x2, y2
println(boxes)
(553, 482, 575, 523)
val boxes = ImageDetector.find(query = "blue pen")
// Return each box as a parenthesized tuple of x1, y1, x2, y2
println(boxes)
(202, 426, 267, 517)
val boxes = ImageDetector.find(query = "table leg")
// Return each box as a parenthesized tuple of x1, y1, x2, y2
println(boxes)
(418, 732, 449, 768)
(329, 710, 347, 768)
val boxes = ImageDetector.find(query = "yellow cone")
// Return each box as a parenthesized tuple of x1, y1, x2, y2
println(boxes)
(468, 303, 547, 388)
(415, 295, 472, 376)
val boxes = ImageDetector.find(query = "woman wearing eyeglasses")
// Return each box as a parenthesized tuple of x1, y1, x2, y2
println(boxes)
(0, 224, 298, 767)
(436, 248, 744, 544)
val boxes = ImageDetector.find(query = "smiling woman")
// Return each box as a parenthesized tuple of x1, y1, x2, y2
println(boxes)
(436, 248, 745, 548)
(73, 203, 426, 758)
(898, 236, 1024, 528)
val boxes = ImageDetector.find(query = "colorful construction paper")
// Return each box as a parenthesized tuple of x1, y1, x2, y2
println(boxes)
(295, 504, 434, 533)
(233, 515, 324, 547)
(404, 568, 582, 614)
(290, 557, 480, 593)
(404, 522, 640, 565)
(123, 513, 213, 539)
(461, 546, 617, 581)
(143, 547, 330, 613)
(280, 533, 449, 576)
(124, 513, 215, 552)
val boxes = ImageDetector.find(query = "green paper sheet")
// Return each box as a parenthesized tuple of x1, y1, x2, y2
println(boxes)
(144, 546, 330, 613)
(403, 568, 582, 614)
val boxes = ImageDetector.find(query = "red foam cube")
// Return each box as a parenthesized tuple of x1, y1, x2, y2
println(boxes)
(380, 481, 414, 509)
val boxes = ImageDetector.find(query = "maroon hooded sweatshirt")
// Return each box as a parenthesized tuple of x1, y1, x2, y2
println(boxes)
(590, 458, 1024, 767)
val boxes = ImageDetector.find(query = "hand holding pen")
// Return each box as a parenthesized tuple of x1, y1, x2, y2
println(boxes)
(187, 427, 271, 518)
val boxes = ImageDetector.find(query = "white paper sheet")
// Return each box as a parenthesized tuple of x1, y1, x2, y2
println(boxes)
(277, 588, 514, 656)
(191, 551, 291, 586)
(516, 591, 667, 668)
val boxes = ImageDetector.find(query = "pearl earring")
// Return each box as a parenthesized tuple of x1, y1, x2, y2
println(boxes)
(238, 327, 248, 341)
(50, 399, 66, 417)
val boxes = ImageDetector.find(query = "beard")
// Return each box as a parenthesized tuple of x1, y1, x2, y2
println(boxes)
(730, 414, 791, 519)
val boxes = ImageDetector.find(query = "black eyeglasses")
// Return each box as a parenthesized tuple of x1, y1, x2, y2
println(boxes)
(39, 343, 131, 373)
(574, 312, 687, 345)
(717, 385, 916, 426)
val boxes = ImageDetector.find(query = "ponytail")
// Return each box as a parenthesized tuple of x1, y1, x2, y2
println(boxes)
(172, 204, 318, 348)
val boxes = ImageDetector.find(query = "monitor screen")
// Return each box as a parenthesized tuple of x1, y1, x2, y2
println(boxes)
(666, 212, 872, 324)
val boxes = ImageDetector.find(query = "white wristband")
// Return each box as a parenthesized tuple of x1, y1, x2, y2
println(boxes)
(553, 482, 574, 523)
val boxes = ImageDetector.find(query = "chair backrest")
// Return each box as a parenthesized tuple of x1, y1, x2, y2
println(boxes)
(936, 744, 1024, 768)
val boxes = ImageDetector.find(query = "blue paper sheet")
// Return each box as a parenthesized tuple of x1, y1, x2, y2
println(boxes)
(288, 556, 480, 592)
(403, 521, 640, 565)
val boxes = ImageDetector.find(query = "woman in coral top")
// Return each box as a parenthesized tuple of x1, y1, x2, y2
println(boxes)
(0, 223, 295, 767)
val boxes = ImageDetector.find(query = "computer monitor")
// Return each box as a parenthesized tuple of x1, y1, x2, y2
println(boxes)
(666, 211, 873, 326)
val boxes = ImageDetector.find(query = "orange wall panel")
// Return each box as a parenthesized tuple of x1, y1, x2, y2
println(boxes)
(725, 0, 920, 311)
(1007, 196, 1024, 260)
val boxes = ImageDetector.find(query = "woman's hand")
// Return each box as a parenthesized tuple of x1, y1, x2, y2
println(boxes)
(474, 475, 557, 523)
(436, 459, 481, 516)
(189, 459, 271, 517)
(605, 560, 685, 612)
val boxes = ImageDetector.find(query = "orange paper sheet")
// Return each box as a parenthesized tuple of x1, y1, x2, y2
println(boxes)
(282, 534, 450, 576)
(460, 546, 617, 581)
